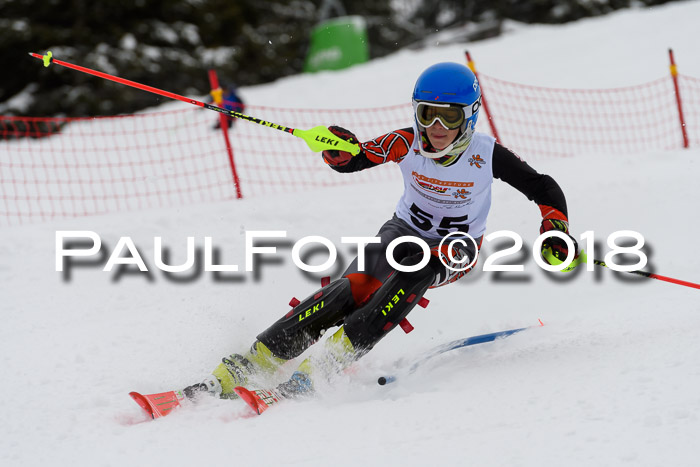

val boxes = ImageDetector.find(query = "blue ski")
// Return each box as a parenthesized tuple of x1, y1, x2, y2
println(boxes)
(378, 320, 544, 385)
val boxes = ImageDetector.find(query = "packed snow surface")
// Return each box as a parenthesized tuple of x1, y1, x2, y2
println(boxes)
(2, 2, 699, 466)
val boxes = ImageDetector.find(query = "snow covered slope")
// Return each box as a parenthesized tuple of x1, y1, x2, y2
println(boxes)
(2, 2, 699, 466)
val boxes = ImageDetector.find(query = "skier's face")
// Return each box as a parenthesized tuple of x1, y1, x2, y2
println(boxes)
(425, 122, 459, 150)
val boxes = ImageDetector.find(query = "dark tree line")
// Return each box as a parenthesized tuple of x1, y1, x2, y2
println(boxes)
(0, 0, 676, 117)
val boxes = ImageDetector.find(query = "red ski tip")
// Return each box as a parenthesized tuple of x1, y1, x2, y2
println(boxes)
(234, 387, 266, 415)
(129, 390, 183, 419)
(129, 392, 154, 418)
(234, 386, 283, 416)
(538, 318, 545, 327)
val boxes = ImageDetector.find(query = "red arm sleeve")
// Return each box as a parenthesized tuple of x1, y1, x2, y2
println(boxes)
(361, 128, 415, 165)
(327, 128, 415, 173)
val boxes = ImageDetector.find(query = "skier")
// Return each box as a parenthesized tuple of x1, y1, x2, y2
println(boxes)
(213, 83, 245, 129)
(186, 62, 578, 400)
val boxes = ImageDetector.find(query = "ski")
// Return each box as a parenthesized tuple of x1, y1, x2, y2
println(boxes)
(378, 320, 544, 385)
(234, 386, 285, 415)
(129, 390, 185, 419)
(131, 322, 544, 417)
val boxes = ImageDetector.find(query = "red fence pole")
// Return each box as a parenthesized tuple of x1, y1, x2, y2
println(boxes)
(465, 50, 501, 143)
(668, 49, 689, 149)
(208, 69, 243, 199)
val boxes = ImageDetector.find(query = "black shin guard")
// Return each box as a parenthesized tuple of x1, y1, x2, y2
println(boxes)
(343, 261, 436, 355)
(257, 278, 356, 360)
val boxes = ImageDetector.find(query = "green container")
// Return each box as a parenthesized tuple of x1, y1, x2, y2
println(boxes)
(304, 16, 369, 73)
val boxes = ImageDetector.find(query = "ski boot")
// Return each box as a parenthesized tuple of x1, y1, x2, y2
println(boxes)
(275, 371, 315, 399)
(185, 340, 287, 400)
(182, 375, 223, 401)
(273, 326, 355, 399)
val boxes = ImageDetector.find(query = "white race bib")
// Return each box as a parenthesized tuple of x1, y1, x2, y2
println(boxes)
(395, 129, 495, 239)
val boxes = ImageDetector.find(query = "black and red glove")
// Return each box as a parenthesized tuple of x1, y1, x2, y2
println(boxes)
(540, 218, 578, 265)
(321, 126, 358, 167)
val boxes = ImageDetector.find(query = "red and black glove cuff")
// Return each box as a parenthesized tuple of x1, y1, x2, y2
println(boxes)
(540, 218, 570, 235)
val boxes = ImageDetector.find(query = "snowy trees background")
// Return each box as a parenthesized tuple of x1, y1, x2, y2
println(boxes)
(0, 0, 677, 117)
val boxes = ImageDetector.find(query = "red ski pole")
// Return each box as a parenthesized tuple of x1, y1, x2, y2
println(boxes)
(29, 51, 360, 155)
(593, 259, 700, 290)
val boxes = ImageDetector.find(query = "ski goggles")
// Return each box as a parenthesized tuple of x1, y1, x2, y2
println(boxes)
(414, 98, 481, 130)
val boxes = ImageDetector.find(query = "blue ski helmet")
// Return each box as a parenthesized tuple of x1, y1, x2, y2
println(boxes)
(412, 62, 482, 159)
